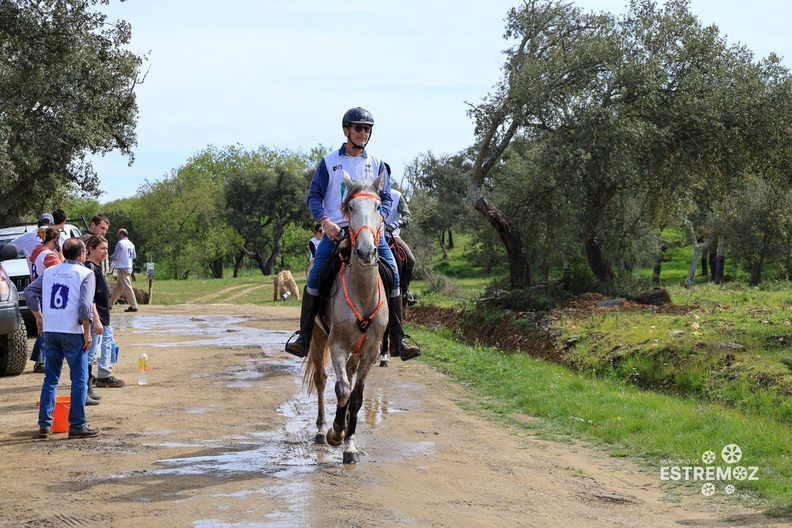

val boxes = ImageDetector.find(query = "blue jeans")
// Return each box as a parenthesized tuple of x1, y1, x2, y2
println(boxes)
(31, 336, 46, 366)
(39, 332, 89, 432)
(86, 322, 99, 367)
(306, 228, 399, 297)
(96, 325, 115, 378)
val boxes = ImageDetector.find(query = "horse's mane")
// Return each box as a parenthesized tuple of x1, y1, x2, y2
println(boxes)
(340, 178, 378, 217)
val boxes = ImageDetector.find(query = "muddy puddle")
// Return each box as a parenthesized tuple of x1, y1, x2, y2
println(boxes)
(113, 312, 292, 348)
(106, 310, 435, 526)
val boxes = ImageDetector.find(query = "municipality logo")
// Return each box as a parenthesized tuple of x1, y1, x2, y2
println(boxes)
(659, 444, 759, 496)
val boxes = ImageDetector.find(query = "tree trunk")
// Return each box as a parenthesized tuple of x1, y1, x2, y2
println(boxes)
(715, 236, 726, 284)
(683, 219, 712, 288)
(262, 220, 287, 276)
(471, 192, 530, 288)
(652, 240, 669, 285)
(447, 230, 454, 250)
(582, 228, 615, 283)
(210, 259, 223, 279)
(233, 250, 245, 278)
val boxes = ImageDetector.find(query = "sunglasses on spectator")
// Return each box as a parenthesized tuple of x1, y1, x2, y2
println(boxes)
(352, 125, 371, 133)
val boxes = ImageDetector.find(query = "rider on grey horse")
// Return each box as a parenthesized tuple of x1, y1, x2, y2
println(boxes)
(285, 107, 420, 361)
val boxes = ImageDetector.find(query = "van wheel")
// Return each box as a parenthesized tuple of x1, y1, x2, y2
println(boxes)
(0, 320, 28, 376)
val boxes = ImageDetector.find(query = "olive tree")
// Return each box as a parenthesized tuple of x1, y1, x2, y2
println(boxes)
(469, 0, 792, 286)
(0, 0, 145, 220)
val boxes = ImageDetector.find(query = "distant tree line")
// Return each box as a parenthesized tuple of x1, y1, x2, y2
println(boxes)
(6, 0, 792, 288)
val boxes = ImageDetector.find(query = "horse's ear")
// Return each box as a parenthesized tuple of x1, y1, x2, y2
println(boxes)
(343, 170, 354, 190)
(374, 168, 385, 193)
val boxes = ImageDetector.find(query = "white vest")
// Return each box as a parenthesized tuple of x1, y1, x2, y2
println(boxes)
(31, 248, 56, 280)
(322, 150, 384, 227)
(113, 238, 136, 270)
(42, 262, 92, 334)
(384, 189, 403, 237)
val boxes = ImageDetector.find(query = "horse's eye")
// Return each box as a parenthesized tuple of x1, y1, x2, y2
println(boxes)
(348, 204, 355, 212)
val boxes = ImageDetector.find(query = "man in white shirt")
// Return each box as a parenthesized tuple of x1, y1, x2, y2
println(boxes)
(109, 229, 138, 312)
(24, 238, 99, 439)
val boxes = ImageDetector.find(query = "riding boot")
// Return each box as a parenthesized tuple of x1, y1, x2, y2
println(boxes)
(87, 365, 101, 402)
(389, 295, 420, 361)
(285, 289, 320, 358)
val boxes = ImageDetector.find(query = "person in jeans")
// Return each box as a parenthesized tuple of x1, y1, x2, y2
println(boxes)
(25, 238, 100, 439)
(109, 228, 138, 312)
(28, 227, 63, 373)
(85, 235, 125, 389)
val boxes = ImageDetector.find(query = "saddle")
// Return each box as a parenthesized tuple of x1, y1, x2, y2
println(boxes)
(314, 237, 395, 335)
(317, 236, 394, 300)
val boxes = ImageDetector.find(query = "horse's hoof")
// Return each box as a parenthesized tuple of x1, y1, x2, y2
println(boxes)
(315, 433, 327, 445)
(327, 429, 344, 447)
(343, 451, 360, 464)
(379, 359, 390, 367)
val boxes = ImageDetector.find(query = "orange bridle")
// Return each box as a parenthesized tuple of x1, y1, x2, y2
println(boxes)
(340, 192, 385, 354)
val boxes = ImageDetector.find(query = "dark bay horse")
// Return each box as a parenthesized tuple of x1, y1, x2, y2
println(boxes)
(303, 171, 390, 464)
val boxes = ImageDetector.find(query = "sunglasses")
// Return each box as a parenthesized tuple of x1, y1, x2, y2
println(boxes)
(352, 125, 372, 133)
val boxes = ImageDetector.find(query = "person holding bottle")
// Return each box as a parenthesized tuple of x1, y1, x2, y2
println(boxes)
(85, 235, 125, 390)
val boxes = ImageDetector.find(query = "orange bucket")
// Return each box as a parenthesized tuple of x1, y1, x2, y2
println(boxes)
(36, 396, 71, 433)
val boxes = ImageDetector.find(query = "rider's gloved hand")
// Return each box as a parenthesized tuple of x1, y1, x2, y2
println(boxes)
(386, 221, 400, 233)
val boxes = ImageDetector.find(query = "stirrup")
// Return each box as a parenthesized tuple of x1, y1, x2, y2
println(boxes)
(404, 291, 419, 307)
(398, 334, 421, 362)
(284, 331, 308, 358)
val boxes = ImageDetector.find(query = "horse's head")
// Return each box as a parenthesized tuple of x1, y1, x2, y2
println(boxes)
(341, 170, 385, 267)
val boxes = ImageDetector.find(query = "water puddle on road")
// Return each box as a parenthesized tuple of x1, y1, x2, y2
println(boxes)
(113, 313, 292, 349)
(109, 311, 435, 526)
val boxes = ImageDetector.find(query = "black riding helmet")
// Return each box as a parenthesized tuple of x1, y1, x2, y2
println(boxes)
(343, 107, 374, 150)
(342, 107, 374, 128)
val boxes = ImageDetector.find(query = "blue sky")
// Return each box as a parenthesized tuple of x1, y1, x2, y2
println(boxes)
(92, 0, 792, 202)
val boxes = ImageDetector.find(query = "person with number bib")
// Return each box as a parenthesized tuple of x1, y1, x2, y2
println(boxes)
(24, 238, 100, 439)
(27, 227, 62, 373)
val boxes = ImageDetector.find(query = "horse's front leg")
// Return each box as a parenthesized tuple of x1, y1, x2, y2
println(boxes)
(379, 331, 390, 367)
(326, 345, 351, 447)
(343, 345, 377, 464)
(313, 356, 328, 445)
(342, 381, 366, 464)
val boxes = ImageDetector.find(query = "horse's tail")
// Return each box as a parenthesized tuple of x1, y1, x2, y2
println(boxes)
(302, 340, 330, 396)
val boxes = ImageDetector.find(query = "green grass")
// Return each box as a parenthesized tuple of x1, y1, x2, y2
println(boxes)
(413, 327, 792, 515)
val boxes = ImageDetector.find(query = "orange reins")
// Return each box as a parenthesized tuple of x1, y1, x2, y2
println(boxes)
(341, 192, 385, 355)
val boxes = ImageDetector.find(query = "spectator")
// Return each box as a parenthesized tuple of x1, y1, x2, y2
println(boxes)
(27, 227, 63, 373)
(24, 238, 100, 439)
(109, 228, 138, 312)
(80, 214, 110, 241)
(308, 224, 323, 259)
(80, 213, 110, 275)
(11, 213, 54, 275)
(29, 227, 62, 280)
(85, 235, 125, 390)
(52, 208, 68, 258)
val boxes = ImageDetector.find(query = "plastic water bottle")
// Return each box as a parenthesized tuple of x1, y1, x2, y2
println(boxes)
(138, 353, 149, 385)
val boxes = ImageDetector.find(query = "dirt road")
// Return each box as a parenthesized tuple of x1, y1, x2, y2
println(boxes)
(0, 304, 783, 527)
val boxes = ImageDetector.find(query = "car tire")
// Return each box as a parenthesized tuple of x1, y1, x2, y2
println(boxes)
(0, 319, 28, 376)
